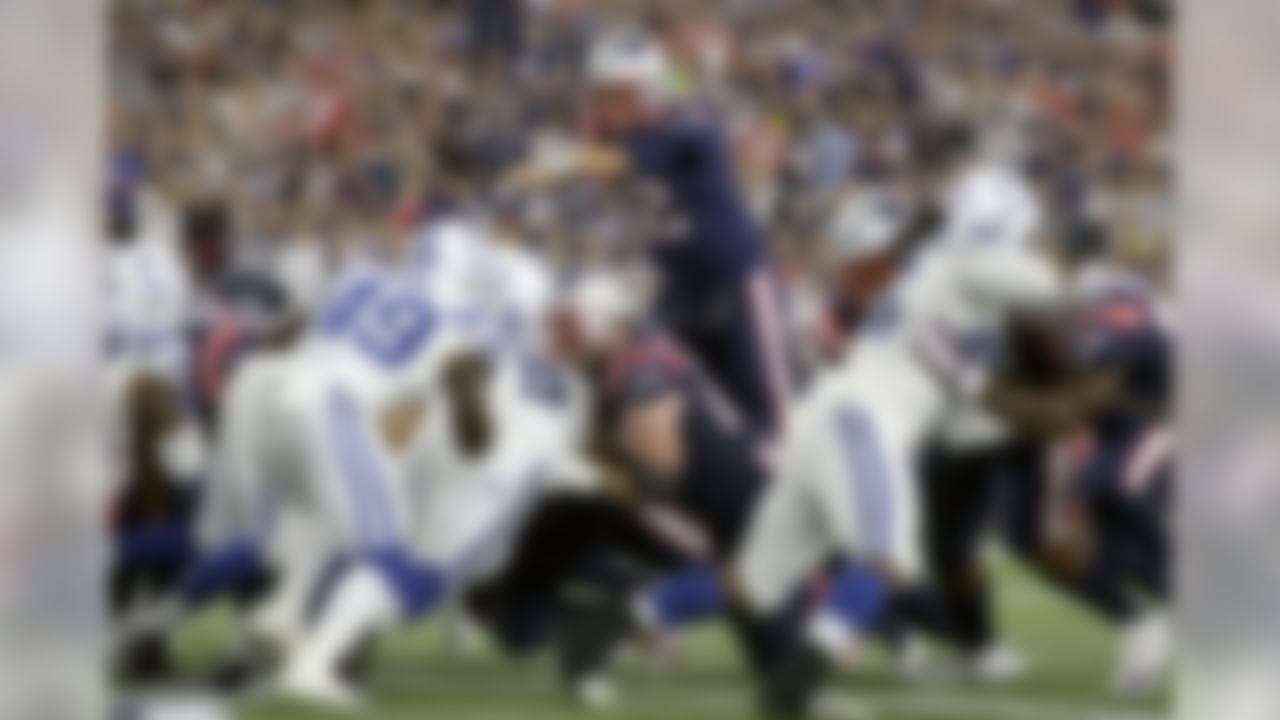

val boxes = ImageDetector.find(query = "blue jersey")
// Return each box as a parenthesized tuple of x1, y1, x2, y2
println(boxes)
(623, 114, 768, 290)
(602, 330, 768, 552)
(1076, 281, 1173, 438)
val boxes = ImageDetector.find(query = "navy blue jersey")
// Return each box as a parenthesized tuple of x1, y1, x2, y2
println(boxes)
(623, 114, 768, 289)
(602, 330, 768, 553)
(1076, 283, 1173, 437)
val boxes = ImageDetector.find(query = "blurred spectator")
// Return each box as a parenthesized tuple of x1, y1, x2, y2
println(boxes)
(111, 0, 1170, 289)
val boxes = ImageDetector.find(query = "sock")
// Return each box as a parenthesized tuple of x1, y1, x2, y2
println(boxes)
(306, 556, 355, 621)
(368, 548, 447, 620)
(116, 539, 257, 646)
(288, 563, 401, 679)
(247, 556, 326, 651)
(728, 592, 809, 679)
(638, 565, 725, 631)
(1121, 533, 1171, 603)
(806, 563, 890, 661)
(942, 575, 996, 652)
(888, 584, 956, 641)
(178, 539, 263, 608)
(286, 550, 446, 681)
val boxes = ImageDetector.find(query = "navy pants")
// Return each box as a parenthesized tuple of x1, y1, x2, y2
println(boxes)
(659, 270, 794, 433)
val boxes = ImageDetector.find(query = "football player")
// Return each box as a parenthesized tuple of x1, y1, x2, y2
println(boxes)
(504, 30, 794, 432)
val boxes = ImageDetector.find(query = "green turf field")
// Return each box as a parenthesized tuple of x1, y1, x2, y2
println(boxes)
(180, 561, 1169, 720)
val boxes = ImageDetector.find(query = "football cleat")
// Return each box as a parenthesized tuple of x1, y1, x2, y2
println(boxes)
(1111, 613, 1173, 695)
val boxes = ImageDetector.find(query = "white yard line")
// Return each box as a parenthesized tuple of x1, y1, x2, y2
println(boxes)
(367, 665, 1167, 720)
(826, 689, 1164, 720)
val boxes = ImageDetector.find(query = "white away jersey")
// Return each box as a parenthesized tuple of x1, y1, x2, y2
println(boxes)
(106, 235, 194, 383)
(296, 222, 556, 413)
(840, 238, 1066, 427)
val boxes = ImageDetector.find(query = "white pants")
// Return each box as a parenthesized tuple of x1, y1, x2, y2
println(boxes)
(199, 352, 409, 560)
(403, 364, 567, 589)
(407, 420, 548, 589)
(736, 376, 926, 613)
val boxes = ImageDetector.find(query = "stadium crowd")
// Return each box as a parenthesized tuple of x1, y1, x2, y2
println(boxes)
(110, 0, 1170, 315)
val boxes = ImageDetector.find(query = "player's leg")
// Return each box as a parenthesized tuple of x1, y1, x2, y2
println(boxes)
(634, 563, 726, 637)
(730, 400, 861, 717)
(760, 402, 919, 717)
(111, 370, 203, 623)
(1110, 431, 1174, 604)
(113, 362, 278, 682)
(719, 268, 795, 432)
(278, 387, 444, 707)
(565, 454, 769, 691)
(1083, 433, 1175, 694)
(1004, 440, 1144, 630)
(555, 503, 719, 707)
(1116, 471, 1173, 603)
(915, 443, 1029, 683)
(476, 494, 700, 655)
(734, 398, 833, 619)
(1092, 487, 1174, 695)
(921, 445, 993, 649)
(171, 356, 287, 612)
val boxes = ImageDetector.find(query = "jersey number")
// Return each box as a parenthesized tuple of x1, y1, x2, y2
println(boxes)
(317, 277, 437, 367)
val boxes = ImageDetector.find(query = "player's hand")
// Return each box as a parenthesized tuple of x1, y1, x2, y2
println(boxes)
(1075, 368, 1122, 415)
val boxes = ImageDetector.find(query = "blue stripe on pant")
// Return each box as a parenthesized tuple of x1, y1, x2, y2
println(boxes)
(326, 389, 400, 549)
(324, 390, 444, 619)
(833, 406, 895, 560)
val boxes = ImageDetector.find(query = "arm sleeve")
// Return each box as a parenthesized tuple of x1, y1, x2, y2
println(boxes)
(962, 248, 1066, 318)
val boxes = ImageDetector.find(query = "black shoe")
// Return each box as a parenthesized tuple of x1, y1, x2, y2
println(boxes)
(338, 632, 379, 689)
(760, 642, 830, 719)
(205, 635, 280, 695)
(114, 633, 177, 687)
(557, 595, 635, 698)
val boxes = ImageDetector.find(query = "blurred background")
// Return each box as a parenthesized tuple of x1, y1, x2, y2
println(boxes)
(104, 2, 1175, 719)
(109, 0, 1170, 323)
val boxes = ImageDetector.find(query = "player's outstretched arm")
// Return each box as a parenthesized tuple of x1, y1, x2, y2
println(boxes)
(982, 368, 1121, 438)
(499, 141, 630, 192)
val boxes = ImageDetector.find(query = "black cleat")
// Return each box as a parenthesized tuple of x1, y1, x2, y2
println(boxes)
(114, 633, 178, 687)
(557, 595, 635, 703)
(205, 636, 280, 695)
(338, 632, 379, 689)
(761, 642, 831, 719)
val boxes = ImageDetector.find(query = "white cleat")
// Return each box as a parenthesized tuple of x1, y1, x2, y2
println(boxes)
(1111, 613, 1173, 695)
(637, 630, 684, 676)
(571, 673, 618, 711)
(964, 643, 1030, 685)
(444, 610, 486, 661)
(277, 664, 365, 712)
(892, 636, 936, 683)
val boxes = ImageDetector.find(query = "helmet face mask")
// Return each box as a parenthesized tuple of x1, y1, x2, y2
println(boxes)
(825, 191, 905, 264)
(585, 30, 670, 136)
(551, 270, 642, 366)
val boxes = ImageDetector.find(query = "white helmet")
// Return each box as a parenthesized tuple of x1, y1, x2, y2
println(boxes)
(943, 164, 1042, 250)
(586, 29, 671, 103)
(825, 190, 905, 262)
(561, 269, 644, 348)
